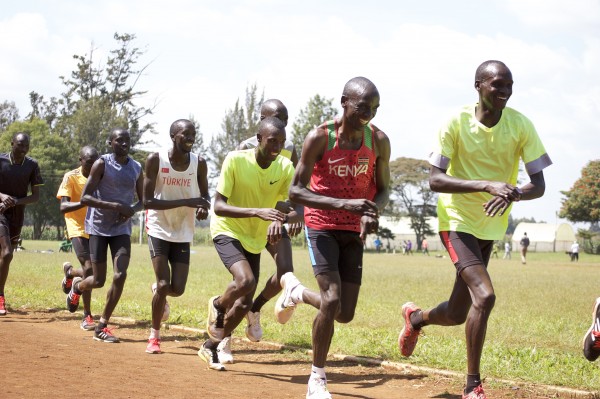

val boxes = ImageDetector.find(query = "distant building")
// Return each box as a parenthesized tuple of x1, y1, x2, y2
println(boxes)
(512, 222, 576, 252)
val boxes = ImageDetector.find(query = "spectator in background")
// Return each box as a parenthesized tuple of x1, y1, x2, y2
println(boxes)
(503, 241, 511, 259)
(374, 237, 382, 253)
(421, 238, 429, 256)
(519, 232, 530, 264)
(570, 240, 579, 262)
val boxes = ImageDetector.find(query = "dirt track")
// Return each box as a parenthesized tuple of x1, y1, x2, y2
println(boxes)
(0, 309, 593, 398)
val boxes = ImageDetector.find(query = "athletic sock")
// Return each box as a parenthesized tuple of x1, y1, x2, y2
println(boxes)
(291, 284, 306, 304)
(465, 373, 481, 393)
(250, 294, 268, 313)
(73, 281, 83, 295)
(150, 328, 160, 339)
(410, 309, 426, 329)
(311, 365, 326, 380)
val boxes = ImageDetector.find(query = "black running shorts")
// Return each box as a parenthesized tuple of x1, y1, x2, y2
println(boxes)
(89, 234, 131, 264)
(148, 235, 190, 264)
(213, 235, 261, 277)
(439, 231, 494, 275)
(304, 227, 363, 285)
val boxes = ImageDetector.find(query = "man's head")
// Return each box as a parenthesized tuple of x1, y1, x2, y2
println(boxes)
(107, 127, 131, 157)
(169, 119, 196, 153)
(341, 77, 380, 127)
(79, 146, 99, 178)
(474, 60, 513, 111)
(260, 99, 288, 127)
(256, 116, 286, 162)
(10, 132, 30, 159)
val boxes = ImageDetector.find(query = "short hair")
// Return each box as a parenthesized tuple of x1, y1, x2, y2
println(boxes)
(475, 60, 509, 82)
(260, 99, 286, 118)
(80, 145, 98, 158)
(12, 132, 29, 141)
(342, 77, 377, 98)
(108, 127, 129, 141)
(169, 119, 194, 136)
(259, 116, 286, 133)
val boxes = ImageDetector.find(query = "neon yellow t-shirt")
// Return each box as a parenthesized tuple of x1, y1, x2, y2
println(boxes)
(429, 104, 552, 240)
(210, 149, 294, 254)
(56, 167, 89, 239)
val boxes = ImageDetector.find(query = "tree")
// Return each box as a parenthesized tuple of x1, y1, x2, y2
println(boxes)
(377, 226, 395, 250)
(0, 101, 20, 132)
(28, 32, 156, 152)
(559, 160, 600, 226)
(1, 119, 72, 239)
(207, 84, 264, 179)
(290, 94, 337, 155)
(389, 157, 437, 250)
(188, 114, 205, 155)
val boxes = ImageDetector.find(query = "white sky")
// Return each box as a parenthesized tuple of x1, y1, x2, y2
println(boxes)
(1, 0, 599, 224)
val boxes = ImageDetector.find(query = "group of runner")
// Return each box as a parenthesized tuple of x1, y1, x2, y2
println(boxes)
(0, 61, 598, 399)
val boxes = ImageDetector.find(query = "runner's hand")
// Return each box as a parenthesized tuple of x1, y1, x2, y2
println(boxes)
(287, 221, 304, 237)
(483, 195, 510, 217)
(255, 208, 286, 222)
(343, 199, 378, 218)
(360, 215, 379, 241)
(267, 221, 283, 245)
(196, 207, 209, 220)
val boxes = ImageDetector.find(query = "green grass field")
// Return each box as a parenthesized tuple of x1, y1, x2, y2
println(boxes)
(5, 240, 600, 391)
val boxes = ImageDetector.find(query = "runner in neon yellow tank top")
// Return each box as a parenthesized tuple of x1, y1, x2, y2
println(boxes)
(399, 60, 552, 399)
(200, 117, 300, 371)
(216, 99, 304, 364)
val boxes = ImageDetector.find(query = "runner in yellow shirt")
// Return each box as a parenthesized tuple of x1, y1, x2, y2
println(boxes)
(56, 146, 99, 330)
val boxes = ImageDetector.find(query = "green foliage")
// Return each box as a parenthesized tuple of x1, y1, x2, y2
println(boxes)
(1, 119, 73, 239)
(560, 160, 600, 225)
(0, 100, 19, 132)
(28, 32, 156, 150)
(207, 84, 263, 179)
(506, 215, 537, 235)
(389, 157, 437, 248)
(290, 94, 337, 155)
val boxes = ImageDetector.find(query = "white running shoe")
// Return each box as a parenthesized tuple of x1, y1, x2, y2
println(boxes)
(306, 377, 332, 399)
(151, 283, 170, 321)
(198, 341, 225, 371)
(245, 311, 263, 342)
(275, 272, 302, 324)
(217, 336, 234, 364)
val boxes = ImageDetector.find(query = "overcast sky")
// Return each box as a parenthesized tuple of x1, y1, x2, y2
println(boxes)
(2, 0, 599, 224)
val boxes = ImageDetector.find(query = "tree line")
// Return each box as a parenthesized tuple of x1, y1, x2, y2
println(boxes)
(2, 32, 595, 248)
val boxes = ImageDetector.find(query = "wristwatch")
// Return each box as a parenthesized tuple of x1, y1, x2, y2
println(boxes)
(515, 187, 523, 201)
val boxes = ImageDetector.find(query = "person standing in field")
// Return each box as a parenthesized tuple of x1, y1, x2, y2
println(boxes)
(143, 119, 211, 354)
(57, 146, 99, 330)
(280, 76, 391, 399)
(503, 241, 511, 259)
(398, 60, 552, 399)
(200, 117, 299, 371)
(421, 238, 429, 256)
(217, 99, 304, 364)
(67, 128, 143, 343)
(570, 240, 579, 262)
(0, 132, 43, 315)
(519, 232, 530, 264)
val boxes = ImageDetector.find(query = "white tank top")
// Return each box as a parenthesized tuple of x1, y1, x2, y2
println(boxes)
(145, 151, 200, 242)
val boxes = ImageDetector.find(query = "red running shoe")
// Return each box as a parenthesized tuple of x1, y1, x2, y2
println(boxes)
(398, 302, 422, 357)
(462, 384, 487, 399)
(146, 338, 161, 354)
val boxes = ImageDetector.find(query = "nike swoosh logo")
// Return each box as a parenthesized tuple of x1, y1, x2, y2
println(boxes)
(270, 180, 280, 185)
(328, 157, 345, 164)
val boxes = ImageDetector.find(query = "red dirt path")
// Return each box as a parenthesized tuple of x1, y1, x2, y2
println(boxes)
(0, 309, 590, 398)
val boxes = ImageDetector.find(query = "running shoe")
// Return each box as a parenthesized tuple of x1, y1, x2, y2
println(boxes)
(61, 262, 73, 294)
(462, 384, 487, 399)
(0, 295, 6, 316)
(583, 297, 600, 361)
(245, 311, 263, 342)
(206, 296, 225, 341)
(94, 326, 119, 343)
(198, 341, 225, 371)
(66, 277, 82, 313)
(306, 377, 332, 399)
(146, 338, 161, 354)
(275, 272, 301, 324)
(80, 314, 96, 331)
(151, 283, 170, 322)
(217, 336, 234, 364)
(398, 301, 422, 357)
